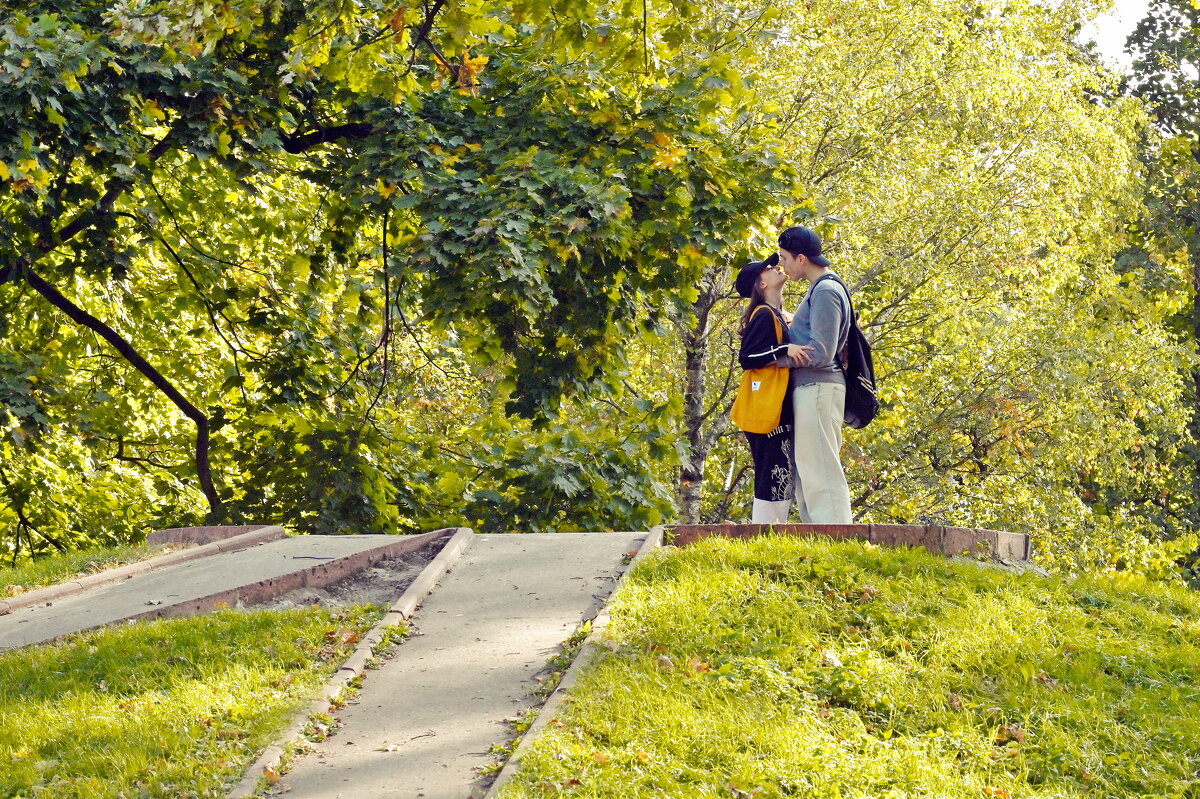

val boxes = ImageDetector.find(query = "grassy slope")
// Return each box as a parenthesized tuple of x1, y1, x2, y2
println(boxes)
(0, 605, 387, 799)
(500, 536, 1200, 799)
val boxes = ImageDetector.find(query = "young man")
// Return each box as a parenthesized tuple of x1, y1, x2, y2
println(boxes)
(777, 226, 854, 524)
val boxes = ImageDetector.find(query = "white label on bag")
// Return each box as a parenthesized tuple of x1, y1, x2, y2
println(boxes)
(751, 381, 761, 391)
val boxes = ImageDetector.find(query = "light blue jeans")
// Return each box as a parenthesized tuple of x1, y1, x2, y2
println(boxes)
(791, 382, 853, 524)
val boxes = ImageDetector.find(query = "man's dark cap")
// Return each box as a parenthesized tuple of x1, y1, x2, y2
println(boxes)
(734, 252, 779, 298)
(779, 226, 830, 267)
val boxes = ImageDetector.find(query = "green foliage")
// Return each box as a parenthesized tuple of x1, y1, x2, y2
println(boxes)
(668, 0, 1195, 582)
(1129, 0, 1200, 141)
(500, 536, 1200, 798)
(0, 0, 1196, 582)
(386, 349, 682, 533)
(1, 0, 782, 552)
(1124, 0, 1200, 558)
(0, 604, 383, 798)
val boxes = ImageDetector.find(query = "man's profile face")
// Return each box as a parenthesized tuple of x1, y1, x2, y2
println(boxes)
(778, 248, 803, 280)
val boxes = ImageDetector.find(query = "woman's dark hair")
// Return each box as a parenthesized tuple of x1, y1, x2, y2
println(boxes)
(738, 283, 769, 336)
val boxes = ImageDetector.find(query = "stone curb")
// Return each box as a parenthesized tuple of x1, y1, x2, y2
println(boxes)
(665, 522, 1031, 561)
(0, 525, 286, 616)
(124, 528, 454, 628)
(147, 525, 278, 546)
(482, 527, 664, 799)
(226, 526, 475, 799)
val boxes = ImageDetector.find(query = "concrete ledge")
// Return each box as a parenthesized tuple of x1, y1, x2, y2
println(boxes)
(127, 528, 451, 626)
(226, 527, 475, 799)
(0, 526, 287, 616)
(665, 523, 1030, 562)
(147, 525, 276, 546)
(483, 527, 664, 799)
(869, 524, 940, 550)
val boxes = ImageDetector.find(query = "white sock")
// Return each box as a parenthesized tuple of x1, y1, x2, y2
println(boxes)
(751, 498, 792, 524)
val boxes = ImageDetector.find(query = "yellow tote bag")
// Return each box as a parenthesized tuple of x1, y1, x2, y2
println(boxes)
(730, 306, 790, 434)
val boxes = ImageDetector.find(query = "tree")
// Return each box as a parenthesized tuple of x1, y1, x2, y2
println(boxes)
(1127, 0, 1200, 501)
(1, 0, 787, 555)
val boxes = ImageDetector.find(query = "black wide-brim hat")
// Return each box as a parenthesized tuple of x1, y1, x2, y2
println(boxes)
(734, 252, 779, 298)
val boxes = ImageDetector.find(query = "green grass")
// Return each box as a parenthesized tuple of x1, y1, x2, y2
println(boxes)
(498, 536, 1200, 799)
(0, 605, 387, 798)
(0, 542, 189, 597)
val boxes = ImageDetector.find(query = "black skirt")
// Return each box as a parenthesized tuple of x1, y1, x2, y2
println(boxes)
(743, 389, 795, 502)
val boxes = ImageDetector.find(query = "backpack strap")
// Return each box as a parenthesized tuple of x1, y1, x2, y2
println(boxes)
(811, 273, 856, 324)
(810, 273, 855, 346)
(748, 304, 784, 345)
(810, 273, 860, 370)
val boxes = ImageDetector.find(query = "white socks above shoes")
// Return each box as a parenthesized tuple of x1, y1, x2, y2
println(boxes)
(751, 498, 792, 524)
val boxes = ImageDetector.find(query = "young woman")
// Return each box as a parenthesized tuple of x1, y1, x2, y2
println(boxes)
(735, 254, 812, 523)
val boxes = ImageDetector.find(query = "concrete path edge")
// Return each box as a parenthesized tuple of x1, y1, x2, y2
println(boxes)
(226, 526, 475, 799)
(0, 525, 286, 616)
(124, 528, 454, 629)
(482, 526, 664, 799)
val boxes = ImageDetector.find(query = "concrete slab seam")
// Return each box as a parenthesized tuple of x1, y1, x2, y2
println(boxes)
(224, 527, 474, 799)
(482, 527, 665, 799)
(0, 526, 286, 617)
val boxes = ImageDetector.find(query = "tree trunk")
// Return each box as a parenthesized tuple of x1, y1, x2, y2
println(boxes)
(678, 269, 730, 523)
(679, 315, 708, 524)
(1192, 252, 1200, 509)
(22, 267, 226, 520)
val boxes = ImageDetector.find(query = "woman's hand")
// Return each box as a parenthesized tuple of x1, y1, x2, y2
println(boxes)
(786, 344, 814, 367)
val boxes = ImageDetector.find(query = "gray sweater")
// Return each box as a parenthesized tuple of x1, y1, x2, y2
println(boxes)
(789, 273, 849, 387)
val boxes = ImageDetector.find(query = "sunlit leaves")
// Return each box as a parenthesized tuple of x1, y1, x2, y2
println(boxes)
(2, 0, 782, 554)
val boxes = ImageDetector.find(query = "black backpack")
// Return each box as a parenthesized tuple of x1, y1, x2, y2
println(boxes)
(813, 274, 879, 429)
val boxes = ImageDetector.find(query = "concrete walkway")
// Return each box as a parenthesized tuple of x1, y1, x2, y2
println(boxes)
(0, 532, 444, 649)
(272, 532, 646, 799)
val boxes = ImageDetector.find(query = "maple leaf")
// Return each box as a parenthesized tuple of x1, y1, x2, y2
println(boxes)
(457, 51, 490, 94)
(387, 5, 406, 33)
